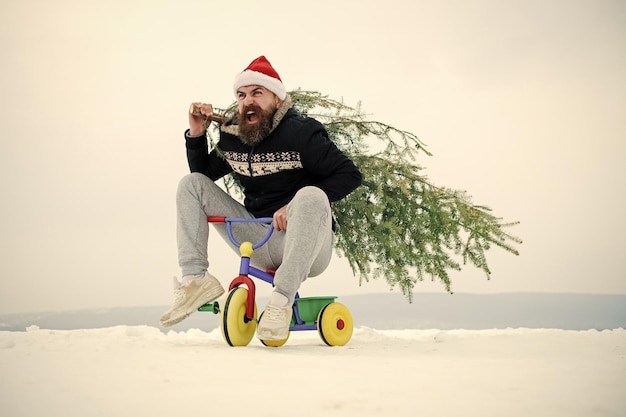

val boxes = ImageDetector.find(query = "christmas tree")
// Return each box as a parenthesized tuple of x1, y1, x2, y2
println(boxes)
(209, 89, 522, 302)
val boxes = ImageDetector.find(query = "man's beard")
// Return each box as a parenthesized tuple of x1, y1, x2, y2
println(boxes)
(238, 104, 275, 146)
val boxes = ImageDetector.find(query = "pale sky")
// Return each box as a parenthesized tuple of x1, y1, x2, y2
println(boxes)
(1, 0, 624, 314)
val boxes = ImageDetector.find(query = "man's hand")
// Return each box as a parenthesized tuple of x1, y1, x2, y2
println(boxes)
(272, 205, 289, 231)
(189, 102, 213, 136)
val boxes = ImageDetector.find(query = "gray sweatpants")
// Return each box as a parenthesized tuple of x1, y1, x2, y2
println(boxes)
(176, 172, 334, 303)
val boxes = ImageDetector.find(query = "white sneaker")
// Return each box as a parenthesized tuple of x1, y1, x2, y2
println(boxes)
(257, 292, 292, 340)
(159, 272, 225, 327)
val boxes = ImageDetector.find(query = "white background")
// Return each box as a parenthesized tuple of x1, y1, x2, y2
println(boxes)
(1, 0, 624, 313)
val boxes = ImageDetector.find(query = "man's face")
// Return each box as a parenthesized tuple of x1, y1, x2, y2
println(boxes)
(236, 85, 281, 146)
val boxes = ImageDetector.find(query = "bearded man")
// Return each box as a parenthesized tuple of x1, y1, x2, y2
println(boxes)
(160, 56, 362, 341)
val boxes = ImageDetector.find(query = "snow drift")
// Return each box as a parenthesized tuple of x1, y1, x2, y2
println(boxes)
(1, 325, 624, 417)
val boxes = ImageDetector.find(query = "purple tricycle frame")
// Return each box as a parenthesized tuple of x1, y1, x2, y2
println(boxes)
(205, 216, 324, 331)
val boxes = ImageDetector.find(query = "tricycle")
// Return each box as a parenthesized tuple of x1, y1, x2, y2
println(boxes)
(198, 216, 354, 347)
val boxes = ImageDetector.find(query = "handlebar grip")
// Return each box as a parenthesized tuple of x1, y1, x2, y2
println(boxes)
(207, 216, 226, 223)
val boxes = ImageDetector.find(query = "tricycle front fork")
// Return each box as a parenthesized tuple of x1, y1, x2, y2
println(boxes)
(228, 266, 315, 331)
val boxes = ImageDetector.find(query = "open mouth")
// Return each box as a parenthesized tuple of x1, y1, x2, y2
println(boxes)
(246, 110, 259, 123)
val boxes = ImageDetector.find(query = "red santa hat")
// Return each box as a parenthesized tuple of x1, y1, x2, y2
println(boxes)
(233, 56, 287, 100)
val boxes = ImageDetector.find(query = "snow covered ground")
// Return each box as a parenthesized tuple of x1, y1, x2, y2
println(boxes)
(1, 325, 624, 417)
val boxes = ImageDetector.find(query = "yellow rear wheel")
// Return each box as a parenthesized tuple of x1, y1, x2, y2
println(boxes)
(221, 287, 257, 347)
(317, 302, 353, 346)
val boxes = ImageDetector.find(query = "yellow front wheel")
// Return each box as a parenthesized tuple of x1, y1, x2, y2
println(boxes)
(221, 287, 257, 347)
(317, 302, 353, 346)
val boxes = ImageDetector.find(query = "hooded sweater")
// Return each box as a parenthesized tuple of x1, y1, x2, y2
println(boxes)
(184, 96, 362, 218)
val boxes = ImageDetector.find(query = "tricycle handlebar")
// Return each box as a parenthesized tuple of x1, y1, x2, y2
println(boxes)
(208, 216, 274, 250)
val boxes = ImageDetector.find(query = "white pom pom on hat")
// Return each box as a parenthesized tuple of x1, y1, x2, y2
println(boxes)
(233, 56, 287, 100)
